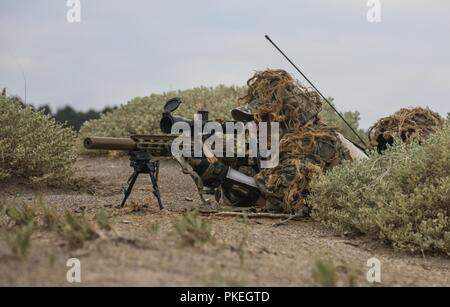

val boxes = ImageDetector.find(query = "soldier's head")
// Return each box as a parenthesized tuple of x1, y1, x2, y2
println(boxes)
(231, 99, 256, 122)
(233, 69, 322, 130)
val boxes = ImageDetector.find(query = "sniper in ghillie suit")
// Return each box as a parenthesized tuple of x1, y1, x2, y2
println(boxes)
(1, 1, 449, 290)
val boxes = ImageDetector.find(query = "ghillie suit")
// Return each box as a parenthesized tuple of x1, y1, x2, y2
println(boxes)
(184, 69, 364, 212)
(368, 107, 444, 153)
(238, 69, 352, 213)
(238, 69, 322, 133)
(255, 122, 351, 213)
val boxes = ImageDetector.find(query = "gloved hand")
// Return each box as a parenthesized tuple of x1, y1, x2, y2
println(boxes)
(187, 158, 229, 187)
(188, 158, 264, 207)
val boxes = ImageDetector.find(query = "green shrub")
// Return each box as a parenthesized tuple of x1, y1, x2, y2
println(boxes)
(59, 211, 98, 249)
(78, 85, 364, 152)
(4, 203, 36, 228)
(174, 210, 212, 246)
(5, 222, 34, 259)
(312, 259, 337, 287)
(312, 258, 358, 287)
(95, 208, 111, 231)
(36, 196, 61, 231)
(308, 122, 450, 255)
(0, 95, 76, 184)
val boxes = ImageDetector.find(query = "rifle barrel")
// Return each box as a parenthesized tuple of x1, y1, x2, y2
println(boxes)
(83, 137, 137, 151)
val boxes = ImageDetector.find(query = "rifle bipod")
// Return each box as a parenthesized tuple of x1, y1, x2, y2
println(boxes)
(119, 151, 164, 209)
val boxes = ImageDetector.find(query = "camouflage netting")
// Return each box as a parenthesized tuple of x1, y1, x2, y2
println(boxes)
(242, 69, 351, 213)
(278, 123, 350, 168)
(368, 107, 444, 148)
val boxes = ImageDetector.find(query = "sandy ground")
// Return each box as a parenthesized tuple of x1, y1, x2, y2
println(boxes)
(0, 156, 449, 287)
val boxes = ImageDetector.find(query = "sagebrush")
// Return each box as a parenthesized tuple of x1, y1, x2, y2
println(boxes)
(0, 94, 76, 184)
(309, 122, 450, 255)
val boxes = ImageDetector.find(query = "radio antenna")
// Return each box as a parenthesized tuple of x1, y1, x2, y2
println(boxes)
(265, 34, 368, 149)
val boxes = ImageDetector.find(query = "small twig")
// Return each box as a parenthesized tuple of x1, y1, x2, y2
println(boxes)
(197, 207, 253, 215)
(271, 213, 304, 227)
(205, 211, 294, 219)
(72, 229, 155, 257)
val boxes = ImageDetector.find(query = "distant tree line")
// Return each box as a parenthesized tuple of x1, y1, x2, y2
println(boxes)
(36, 105, 115, 131)
(2, 89, 113, 132)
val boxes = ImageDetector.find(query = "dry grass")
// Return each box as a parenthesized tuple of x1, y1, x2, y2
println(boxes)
(312, 258, 358, 287)
(4, 203, 36, 228)
(4, 222, 34, 259)
(37, 201, 60, 231)
(146, 223, 160, 235)
(0, 200, 36, 259)
(312, 259, 337, 287)
(174, 210, 212, 246)
(58, 211, 99, 249)
(95, 208, 112, 231)
(0, 196, 103, 253)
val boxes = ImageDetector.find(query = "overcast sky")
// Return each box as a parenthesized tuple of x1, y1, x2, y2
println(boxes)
(1, 0, 449, 127)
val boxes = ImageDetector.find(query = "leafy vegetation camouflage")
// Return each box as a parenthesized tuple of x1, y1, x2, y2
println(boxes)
(368, 107, 444, 148)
